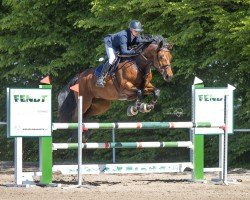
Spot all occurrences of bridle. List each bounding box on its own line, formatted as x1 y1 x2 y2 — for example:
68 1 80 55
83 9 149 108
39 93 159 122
157 48 172 74
139 47 172 75
118 43 172 76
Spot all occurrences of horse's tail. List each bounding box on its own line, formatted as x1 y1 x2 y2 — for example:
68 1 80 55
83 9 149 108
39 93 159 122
58 75 78 122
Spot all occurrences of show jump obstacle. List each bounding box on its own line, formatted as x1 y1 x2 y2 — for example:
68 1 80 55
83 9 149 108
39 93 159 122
6 77 235 187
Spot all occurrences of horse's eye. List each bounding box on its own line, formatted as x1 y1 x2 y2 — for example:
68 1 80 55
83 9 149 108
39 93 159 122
158 55 163 60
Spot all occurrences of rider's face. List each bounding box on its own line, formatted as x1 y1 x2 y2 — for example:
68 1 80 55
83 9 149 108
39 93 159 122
131 29 140 37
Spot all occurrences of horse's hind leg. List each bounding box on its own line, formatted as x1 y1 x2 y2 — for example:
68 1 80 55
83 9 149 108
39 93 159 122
85 99 111 117
67 95 94 143
69 97 111 142
81 99 111 142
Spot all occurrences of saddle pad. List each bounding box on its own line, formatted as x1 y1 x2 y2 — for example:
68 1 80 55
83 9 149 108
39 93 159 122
94 62 104 77
94 57 121 77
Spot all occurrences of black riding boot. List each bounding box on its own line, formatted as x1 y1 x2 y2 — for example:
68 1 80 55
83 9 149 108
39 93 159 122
96 61 111 87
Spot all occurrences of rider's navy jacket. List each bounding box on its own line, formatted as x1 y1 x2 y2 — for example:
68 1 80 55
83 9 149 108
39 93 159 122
104 29 140 55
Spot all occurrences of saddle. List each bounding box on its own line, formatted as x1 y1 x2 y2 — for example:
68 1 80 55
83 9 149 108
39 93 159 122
93 57 122 77
96 51 142 77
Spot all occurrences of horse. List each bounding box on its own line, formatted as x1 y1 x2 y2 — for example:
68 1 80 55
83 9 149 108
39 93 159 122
58 36 173 140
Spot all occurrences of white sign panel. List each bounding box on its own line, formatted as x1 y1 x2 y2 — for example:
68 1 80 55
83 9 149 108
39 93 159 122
194 87 234 134
7 88 52 137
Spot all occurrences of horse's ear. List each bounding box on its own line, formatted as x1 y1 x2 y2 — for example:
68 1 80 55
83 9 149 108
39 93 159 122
157 41 163 51
167 43 174 50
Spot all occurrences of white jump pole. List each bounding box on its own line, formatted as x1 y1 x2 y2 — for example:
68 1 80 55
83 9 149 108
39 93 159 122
223 95 229 184
218 94 229 184
77 96 83 186
14 137 23 186
112 128 116 163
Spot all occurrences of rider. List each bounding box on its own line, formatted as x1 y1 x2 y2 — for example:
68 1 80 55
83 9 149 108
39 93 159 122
96 20 143 87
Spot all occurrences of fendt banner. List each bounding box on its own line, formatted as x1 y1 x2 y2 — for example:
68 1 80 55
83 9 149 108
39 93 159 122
7 88 52 137
194 86 234 134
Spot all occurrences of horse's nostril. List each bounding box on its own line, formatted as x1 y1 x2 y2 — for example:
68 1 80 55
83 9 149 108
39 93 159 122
164 75 172 82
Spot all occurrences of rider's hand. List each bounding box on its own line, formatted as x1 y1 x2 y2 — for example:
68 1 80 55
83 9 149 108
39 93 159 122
135 49 142 54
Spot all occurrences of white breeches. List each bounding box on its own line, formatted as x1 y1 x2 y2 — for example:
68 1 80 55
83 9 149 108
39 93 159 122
105 46 116 65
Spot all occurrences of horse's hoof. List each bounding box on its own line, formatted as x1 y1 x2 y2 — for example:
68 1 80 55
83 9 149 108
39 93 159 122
139 103 151 113
127 106 138 116
84 130 93 142
67 137 73 143
82 137 87 143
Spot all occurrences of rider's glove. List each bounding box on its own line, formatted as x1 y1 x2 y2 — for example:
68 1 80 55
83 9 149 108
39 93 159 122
135 49 142 54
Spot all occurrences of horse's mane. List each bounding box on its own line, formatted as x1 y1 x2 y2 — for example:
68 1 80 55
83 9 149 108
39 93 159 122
141 34 168 45
136 34 169 52
120 35 170 60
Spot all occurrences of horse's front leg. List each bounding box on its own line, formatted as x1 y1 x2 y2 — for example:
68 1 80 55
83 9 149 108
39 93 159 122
124 82 143 116
140 83 160 113
134 89 143 108
148 87 160 110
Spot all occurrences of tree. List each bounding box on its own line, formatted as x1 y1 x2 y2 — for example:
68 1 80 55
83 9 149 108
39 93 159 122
0 0 249 167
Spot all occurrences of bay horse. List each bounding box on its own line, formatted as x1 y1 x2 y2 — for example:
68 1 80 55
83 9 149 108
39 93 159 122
58 36 173 126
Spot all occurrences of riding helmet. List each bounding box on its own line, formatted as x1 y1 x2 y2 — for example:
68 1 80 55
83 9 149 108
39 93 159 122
129 20 143 32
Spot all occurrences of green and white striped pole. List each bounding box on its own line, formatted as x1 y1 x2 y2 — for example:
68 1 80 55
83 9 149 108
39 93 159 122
52 141 193 150
52 121 224 130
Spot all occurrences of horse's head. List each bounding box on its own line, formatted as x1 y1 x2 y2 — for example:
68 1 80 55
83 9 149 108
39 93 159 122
154 41 173 82
140 37 173 82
